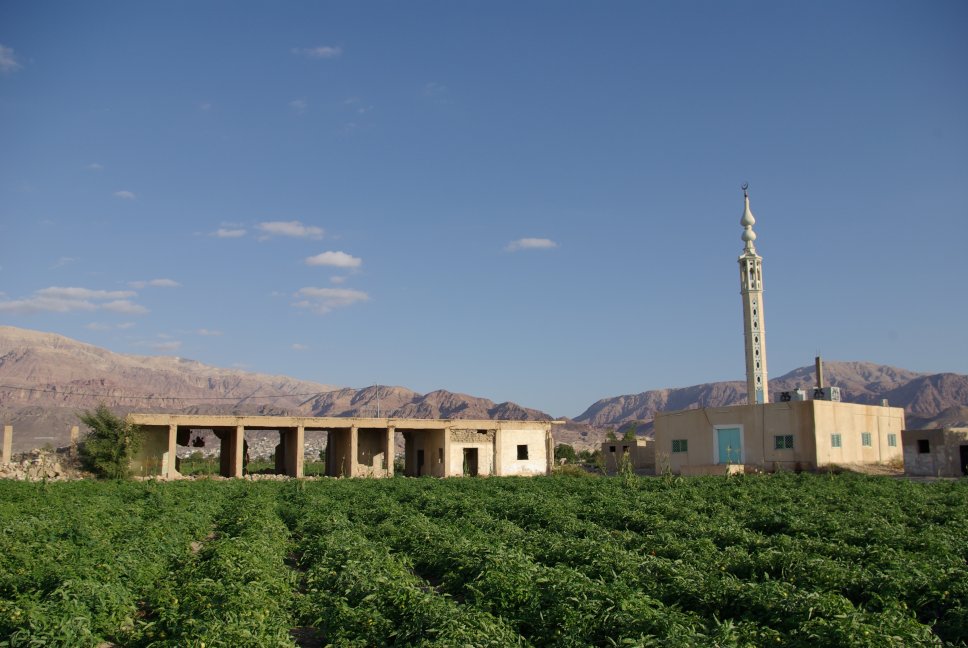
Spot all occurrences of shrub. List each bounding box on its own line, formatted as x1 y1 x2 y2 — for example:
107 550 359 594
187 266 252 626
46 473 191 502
77 404 142 479
554 443 577 464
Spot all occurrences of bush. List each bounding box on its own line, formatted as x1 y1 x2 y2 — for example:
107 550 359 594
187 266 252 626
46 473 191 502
554 443 577 464
77 404 142 479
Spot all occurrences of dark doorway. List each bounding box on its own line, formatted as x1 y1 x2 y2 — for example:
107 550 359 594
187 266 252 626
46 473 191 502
960 445 968 476
417 449 425 476
463 448 479 476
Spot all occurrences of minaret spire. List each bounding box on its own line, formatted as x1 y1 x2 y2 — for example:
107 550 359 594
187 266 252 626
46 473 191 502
738 184 768 404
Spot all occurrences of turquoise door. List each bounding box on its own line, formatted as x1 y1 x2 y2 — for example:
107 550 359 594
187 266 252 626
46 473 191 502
717 428 742 464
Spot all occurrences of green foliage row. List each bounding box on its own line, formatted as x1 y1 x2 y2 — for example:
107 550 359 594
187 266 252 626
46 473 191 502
0 473 965 646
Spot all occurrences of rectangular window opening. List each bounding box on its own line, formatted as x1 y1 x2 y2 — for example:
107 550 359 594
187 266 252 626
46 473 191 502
887 433 897 447
517 444 529 460
831 433 842 448
774 435 794 450
861 432 872 447
917 439 930 454
672 439 688 453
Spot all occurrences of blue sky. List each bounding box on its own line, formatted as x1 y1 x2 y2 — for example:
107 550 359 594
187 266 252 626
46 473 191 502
1 1 966 417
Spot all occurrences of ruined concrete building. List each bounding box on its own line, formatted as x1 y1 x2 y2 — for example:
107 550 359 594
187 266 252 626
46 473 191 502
127 414 557 479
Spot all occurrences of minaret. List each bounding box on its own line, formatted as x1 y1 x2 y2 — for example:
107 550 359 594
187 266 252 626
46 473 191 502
739 184 768 404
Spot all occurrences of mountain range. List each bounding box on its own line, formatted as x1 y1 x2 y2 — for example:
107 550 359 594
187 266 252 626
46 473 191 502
1 326 966 453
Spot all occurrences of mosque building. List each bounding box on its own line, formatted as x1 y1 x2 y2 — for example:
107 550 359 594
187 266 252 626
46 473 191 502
653 188 904 474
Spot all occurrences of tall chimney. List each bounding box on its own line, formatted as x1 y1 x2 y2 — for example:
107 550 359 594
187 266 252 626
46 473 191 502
815 356 825 390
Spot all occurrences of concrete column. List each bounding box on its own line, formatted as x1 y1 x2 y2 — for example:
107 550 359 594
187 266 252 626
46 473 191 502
232 425 245 478
386 426 395 477
494 428 504 476
167 424 178 478
546 429 554 475
443 427 452 477
2 425 11 464
291 426 304 477
70 425 79 445
349 425 358 478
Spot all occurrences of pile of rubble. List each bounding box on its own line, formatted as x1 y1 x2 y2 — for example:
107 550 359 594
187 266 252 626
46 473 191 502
0 447 90 481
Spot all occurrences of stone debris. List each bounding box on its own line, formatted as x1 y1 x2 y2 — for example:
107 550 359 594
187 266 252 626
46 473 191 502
0 447 90 481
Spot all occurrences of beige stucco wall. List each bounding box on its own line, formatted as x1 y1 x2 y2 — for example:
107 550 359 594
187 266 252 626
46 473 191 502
443 429 495 477
903 428 968 477
602 439 654 473
355 428 388 477
404 428 446 477
497 429 548 476
812 401 904 468
654 401 905 474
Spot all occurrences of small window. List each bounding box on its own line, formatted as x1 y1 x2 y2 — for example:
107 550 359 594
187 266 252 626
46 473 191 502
917 439 930 454
774 435 794 450
831 434 842 448
861 432 872 447
517 444 529 460
672 439 688 453
887 433 897 447
608 445 616 453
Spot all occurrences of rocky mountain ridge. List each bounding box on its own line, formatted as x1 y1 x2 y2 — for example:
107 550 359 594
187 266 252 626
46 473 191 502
574 361 968 430
0 326 552 452
2 326 966 453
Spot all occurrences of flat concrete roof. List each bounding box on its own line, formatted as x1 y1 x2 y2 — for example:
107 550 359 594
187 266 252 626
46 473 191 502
127 413 562 430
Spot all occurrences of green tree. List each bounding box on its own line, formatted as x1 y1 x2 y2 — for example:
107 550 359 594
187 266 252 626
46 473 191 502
622 423 638 441
554 443 577 464
605 429 618 441
77 404 143 479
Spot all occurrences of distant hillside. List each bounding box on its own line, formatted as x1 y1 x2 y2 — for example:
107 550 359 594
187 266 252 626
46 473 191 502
575 361 968 430
0 326 551 452
3 326 965 454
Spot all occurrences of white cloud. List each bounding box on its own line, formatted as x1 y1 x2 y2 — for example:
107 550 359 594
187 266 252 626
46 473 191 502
257 220 323 240
0 297 97 314
196 328 222 336
505 237 558 252
330 276 347 285
292 45 342 59
37 287 135 300
291 343 308 351
0 286 145 315
294 287 369 314
305 251 361 268
129 278 180 289
213 227 247 238
87 163 103 171
114 190 136 200
0 44 21 75
289 99 308 114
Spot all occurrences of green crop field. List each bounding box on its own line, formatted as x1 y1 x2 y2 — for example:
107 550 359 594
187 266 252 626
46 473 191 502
1 473 966 647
